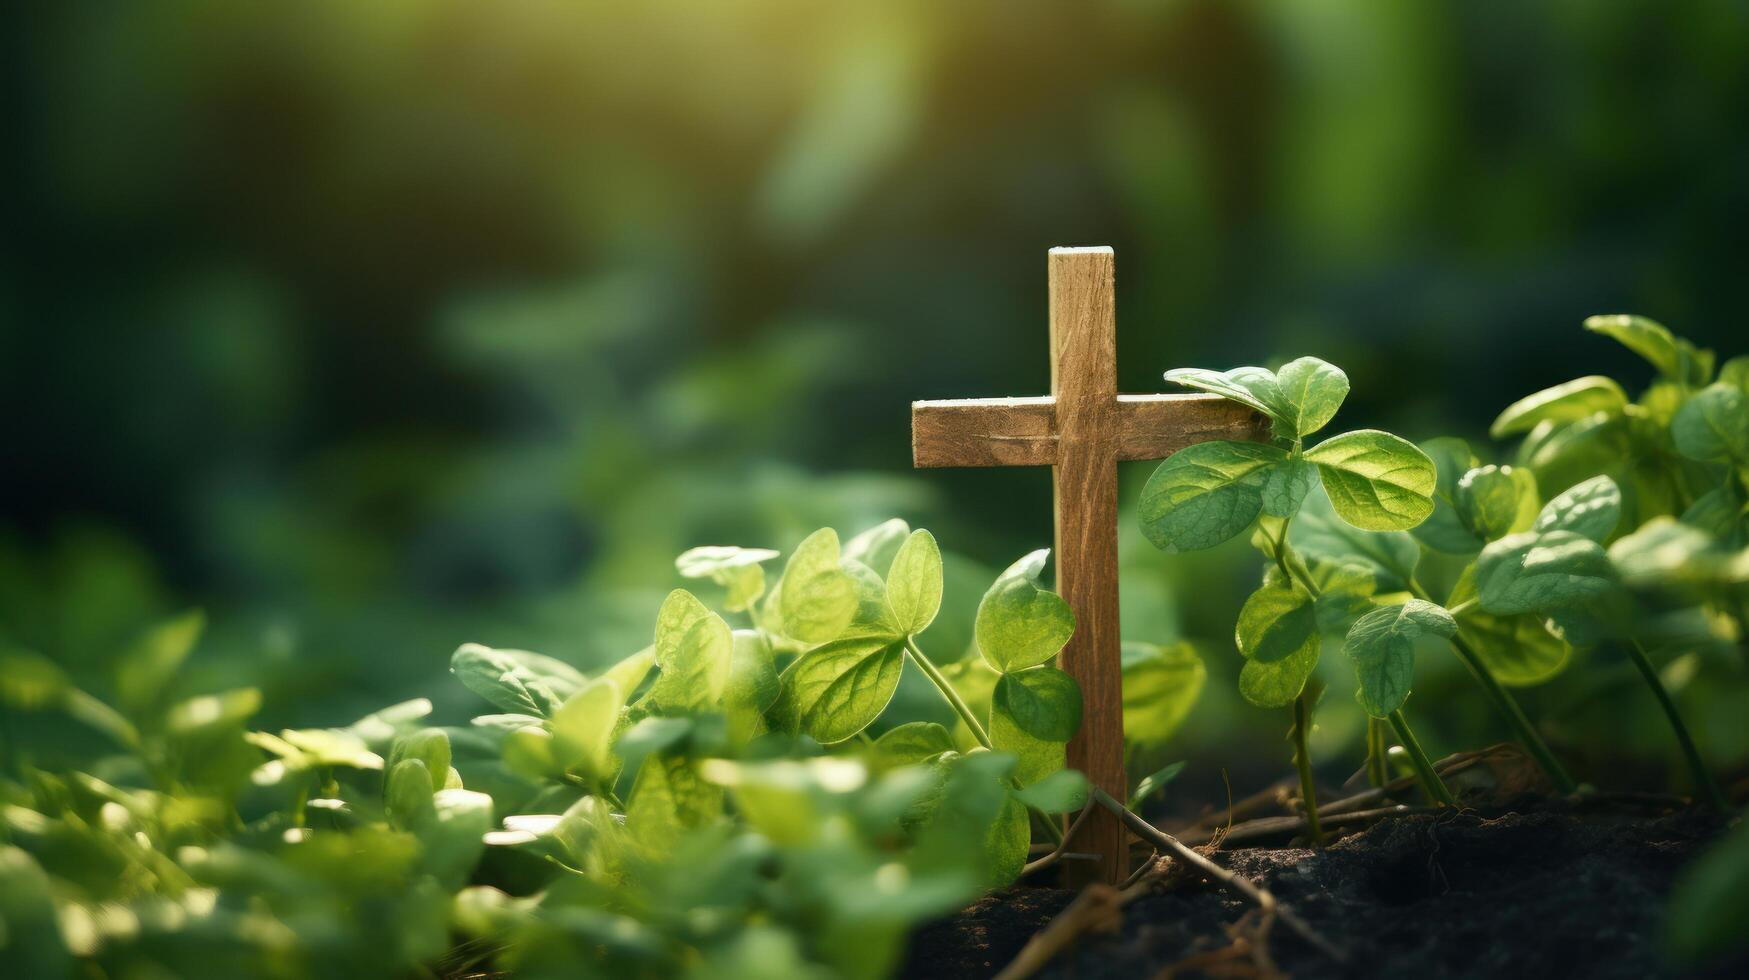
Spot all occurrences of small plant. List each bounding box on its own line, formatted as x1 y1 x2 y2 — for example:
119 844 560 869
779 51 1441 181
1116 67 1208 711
1137 357 1459 836
1480 314 1746 809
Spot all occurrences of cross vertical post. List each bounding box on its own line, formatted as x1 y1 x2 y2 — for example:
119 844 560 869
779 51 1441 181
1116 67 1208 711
909 246 1268 885
1046 247 1127 885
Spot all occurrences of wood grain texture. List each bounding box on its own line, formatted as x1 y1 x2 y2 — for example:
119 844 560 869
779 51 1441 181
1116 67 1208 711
911 393 1266 468
907 246 1268 885
1045 246 1128 887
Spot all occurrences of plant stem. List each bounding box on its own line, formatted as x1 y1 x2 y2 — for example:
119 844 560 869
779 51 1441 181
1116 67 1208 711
1292 690 1324 845
1625 640 1727 811
905 636 1063 844
1386 710 1457 806
903 637 992 749
1365 717 1389 788
1444 636 1577 793
1405 576 1576 794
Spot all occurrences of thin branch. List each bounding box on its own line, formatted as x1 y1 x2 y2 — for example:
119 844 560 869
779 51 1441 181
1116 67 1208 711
1020 802 1097 876
1092 790 1346 964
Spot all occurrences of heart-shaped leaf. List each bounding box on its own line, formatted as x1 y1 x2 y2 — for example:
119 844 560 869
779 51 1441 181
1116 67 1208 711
1139 441 1287 552
1342 600 1455 718
975 551 1075 673
886 529 944 636
1234 585 1320 708
1474 530 1617 615
1304 430 1436 531
1533 475 1622 543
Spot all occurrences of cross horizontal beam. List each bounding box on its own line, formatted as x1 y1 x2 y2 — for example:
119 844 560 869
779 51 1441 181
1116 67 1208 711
911 392 1267 468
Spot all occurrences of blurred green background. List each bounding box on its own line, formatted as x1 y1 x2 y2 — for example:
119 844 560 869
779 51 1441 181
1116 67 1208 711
7 0 1748 801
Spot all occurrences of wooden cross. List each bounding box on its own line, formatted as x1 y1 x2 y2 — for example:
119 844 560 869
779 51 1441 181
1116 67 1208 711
911 246 1267 884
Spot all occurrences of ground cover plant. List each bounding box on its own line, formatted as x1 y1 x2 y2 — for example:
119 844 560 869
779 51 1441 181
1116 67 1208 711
3 316 1746 978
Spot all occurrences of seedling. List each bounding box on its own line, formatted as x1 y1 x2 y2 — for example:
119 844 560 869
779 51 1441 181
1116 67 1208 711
1137 355 1461 829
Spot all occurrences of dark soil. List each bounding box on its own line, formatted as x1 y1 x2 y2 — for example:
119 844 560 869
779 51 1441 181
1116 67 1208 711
904 799 1744 979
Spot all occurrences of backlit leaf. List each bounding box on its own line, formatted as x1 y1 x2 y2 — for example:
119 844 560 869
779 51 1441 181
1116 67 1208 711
1411 437 1483 554
1261 458 1316 518
775 636 904 744
649 592 734 713
1273 356 1349 438
974 550 1075 673
991 666 1082 743
886 529 944 635
1290 489 1421 591
1304 430 1436 531
1164 365 1285 432
549 677 624 783
778 528 859 643
1584 314 1712 385
1234 585 1320 707
1489 375 1628 438
1448 567 1571 686
1012 768 1089 813
869 722 955 771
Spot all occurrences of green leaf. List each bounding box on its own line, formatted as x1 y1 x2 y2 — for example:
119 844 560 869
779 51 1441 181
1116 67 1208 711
1474 530 1617 615
116 609 204 714
1261 458 1316 518
649 591 734 713
1447 567 1571 686
417 788 494 889
1234 585 1320 707
1138 441 1286 552
1120 642 1205 747
1672 382 1749 463
775 636 905 744
1012 768 1090 813
1163 366 1286 432
1719 355 1749 393
1342 600 1454 718
778 528 859 643
0 651 69 709
626 756 723 858
1129 760 1186 809
1412 437 1484 554
1456 465 1538 541
974 550 1075 672
1273 356 1349 438
869 722 956 771
601 647 656 701
388 728 452 786
843 518 912 572
386 758 436 827
886 529 944 635
450 644 580 716
676 546 779 612
1289 489 1421 591
1533 475 1622 543
549 677 624 782
1583 314 1712 384
0 848 72 977
1489 376 1628 438
992 667 1082 742
1304 430 1437 531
